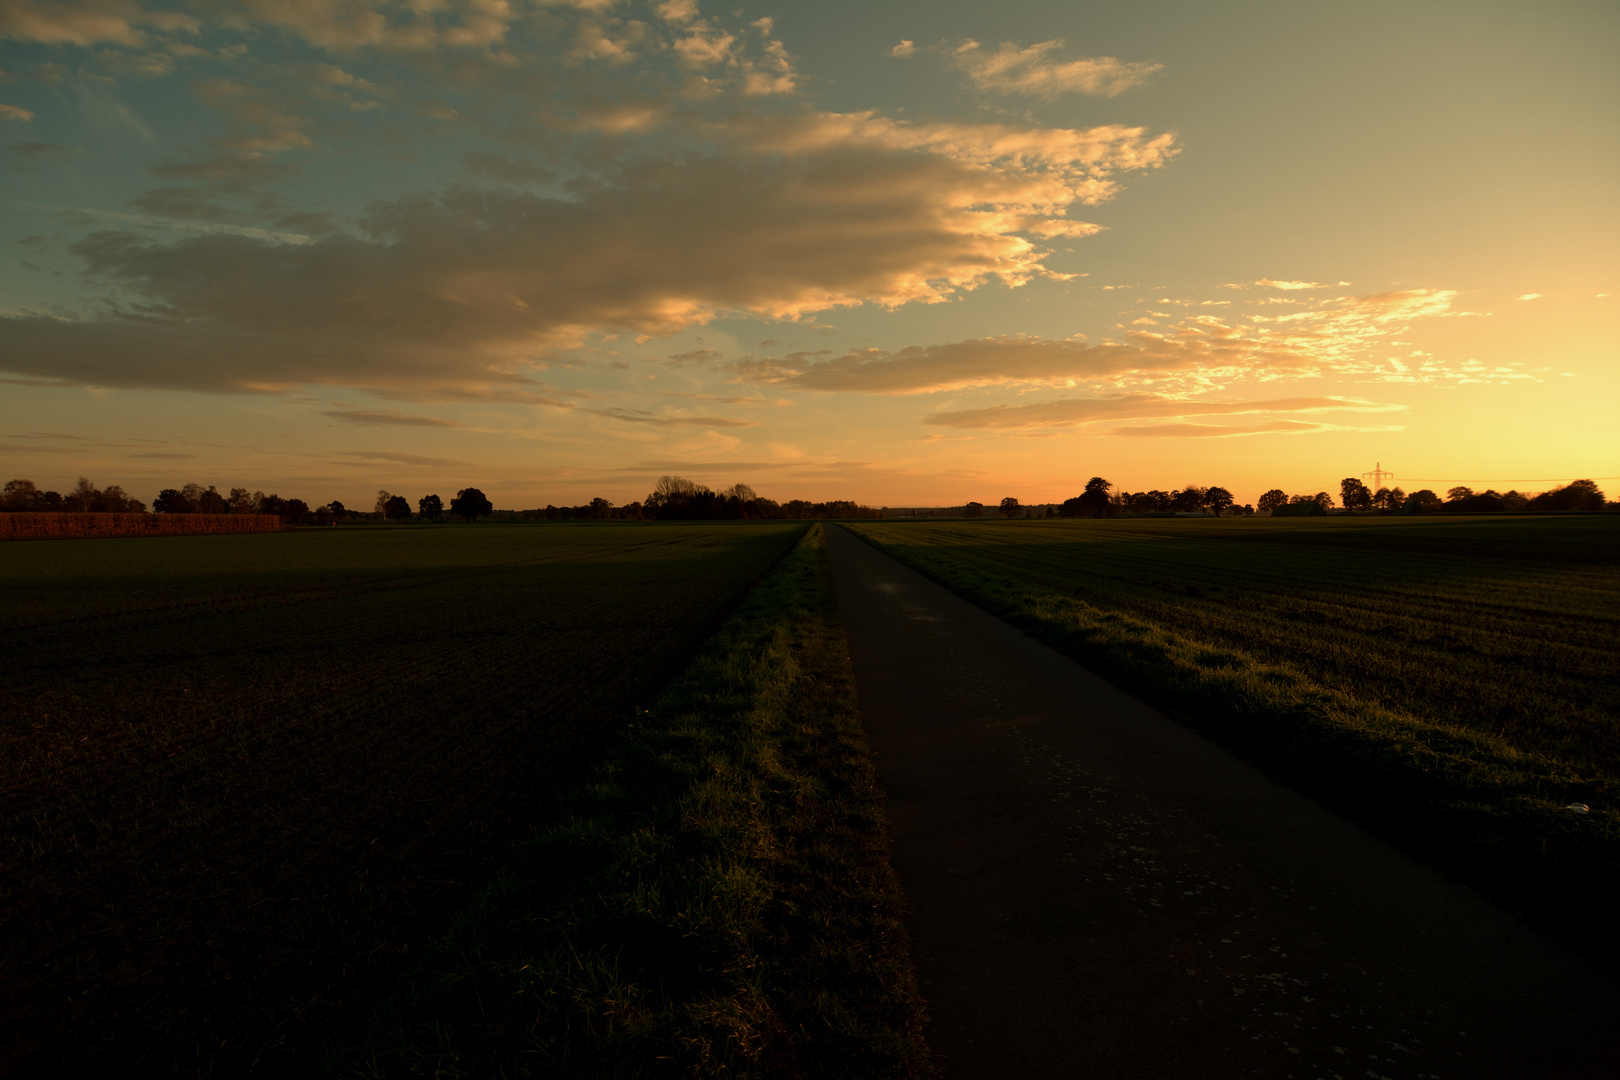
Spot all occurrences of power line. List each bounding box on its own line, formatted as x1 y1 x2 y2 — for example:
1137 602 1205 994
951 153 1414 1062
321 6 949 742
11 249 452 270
1399 475 1620 483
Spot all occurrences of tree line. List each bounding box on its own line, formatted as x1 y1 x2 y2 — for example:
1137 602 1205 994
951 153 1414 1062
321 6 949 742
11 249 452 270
10 472 1601 528
0 479 499 524
1007 475 1609 520
1261 477 1610 515
3 478 146 513
1 476 883 525
499 477 884 522
985 478 1250 519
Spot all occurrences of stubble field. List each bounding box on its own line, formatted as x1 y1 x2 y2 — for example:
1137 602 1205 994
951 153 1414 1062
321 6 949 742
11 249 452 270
0 522 803 1075
844 515 1620 967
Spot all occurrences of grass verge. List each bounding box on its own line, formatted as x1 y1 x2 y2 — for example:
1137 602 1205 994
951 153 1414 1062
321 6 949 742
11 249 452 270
843 520 1619 970
336 524 933 1078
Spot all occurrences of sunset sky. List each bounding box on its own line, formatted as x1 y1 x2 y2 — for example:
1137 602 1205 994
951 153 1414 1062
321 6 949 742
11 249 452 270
2 0 1616 509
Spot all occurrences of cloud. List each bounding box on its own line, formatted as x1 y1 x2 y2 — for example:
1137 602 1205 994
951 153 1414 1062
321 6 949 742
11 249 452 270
1108 419 1402 438
735 337 1211 394
1518 292 1543 300
334 449 473 467
21 202 312 242
1255 278 1337 290
732 288 1476 396
0 103 34 121
580 406 757 428
948 39 1161 99
321 408 463 427
0 107 1173 395
924 394 1401 430
891 40 915 58
224 0 515 52
0 1 195 47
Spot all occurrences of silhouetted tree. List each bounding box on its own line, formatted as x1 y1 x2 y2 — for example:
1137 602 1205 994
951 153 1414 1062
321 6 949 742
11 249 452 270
963 501 984 518
1077 476 1113 517
1171 487 1206 513
1122 489 1173 513
419 494 443 521
1530 479 1605 512
1444 486 1511 512
1340 478 1372 511
1402 489 1442 513
1371 487 1405 512
327 500 347 522
450 487 492 521
374 490 393 518
66 477 98 513
384 495 412 522
3 479 41 510
999 496 1021 518
1257 489 1287 514
191 485 228 514
1204 486 1234 516
153 488 193 514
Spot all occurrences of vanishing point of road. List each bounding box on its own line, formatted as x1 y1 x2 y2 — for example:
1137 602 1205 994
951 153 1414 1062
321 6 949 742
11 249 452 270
826 525 1620 1080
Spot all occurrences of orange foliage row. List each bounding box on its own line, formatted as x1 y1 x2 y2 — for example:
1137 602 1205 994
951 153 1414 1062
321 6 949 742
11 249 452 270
0 513 284 540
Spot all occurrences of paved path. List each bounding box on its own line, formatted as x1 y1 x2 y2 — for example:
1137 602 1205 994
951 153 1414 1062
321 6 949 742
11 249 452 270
826 526 1620 1080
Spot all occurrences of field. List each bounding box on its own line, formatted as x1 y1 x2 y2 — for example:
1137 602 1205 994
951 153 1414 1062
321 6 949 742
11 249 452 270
341 525 933 1078
844 515 1620 966
0 522 804 1074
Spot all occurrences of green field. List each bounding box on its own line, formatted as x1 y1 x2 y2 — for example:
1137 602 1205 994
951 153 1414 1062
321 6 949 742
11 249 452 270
844 515 1620 964
1 523 805 1073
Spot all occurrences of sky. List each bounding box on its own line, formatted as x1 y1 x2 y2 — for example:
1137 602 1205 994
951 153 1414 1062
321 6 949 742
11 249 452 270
1 0 1616 510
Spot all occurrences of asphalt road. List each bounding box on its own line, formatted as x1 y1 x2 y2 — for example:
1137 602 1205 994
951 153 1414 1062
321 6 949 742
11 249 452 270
826 524 1620 1080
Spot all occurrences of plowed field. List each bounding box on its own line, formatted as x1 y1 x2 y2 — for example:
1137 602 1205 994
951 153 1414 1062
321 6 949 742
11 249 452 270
0 522 802 1074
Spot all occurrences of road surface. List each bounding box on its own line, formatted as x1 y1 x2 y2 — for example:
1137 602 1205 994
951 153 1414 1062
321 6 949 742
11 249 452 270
827 524 1619 1080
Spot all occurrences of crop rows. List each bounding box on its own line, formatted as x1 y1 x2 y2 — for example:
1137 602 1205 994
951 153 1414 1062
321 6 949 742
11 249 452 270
0 523 803 1075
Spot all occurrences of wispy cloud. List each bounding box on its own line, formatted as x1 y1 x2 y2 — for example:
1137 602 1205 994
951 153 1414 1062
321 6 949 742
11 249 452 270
924 394 1402 430
22 202 312 243
321 408 462 428
732 288 1480 396
334 450 472 468
1254 278 1346 290
946 39 1161 98
1109 419 1403 438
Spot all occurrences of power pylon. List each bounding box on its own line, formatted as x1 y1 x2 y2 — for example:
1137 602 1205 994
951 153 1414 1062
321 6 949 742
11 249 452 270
1362 462 1395 491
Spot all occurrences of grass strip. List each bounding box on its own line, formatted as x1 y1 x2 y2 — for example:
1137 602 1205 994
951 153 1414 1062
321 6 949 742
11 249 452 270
843 523 1619 968
336 524 934 1078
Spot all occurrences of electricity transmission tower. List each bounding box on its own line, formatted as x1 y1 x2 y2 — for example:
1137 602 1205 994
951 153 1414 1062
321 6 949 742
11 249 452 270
1362 462 1395 491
